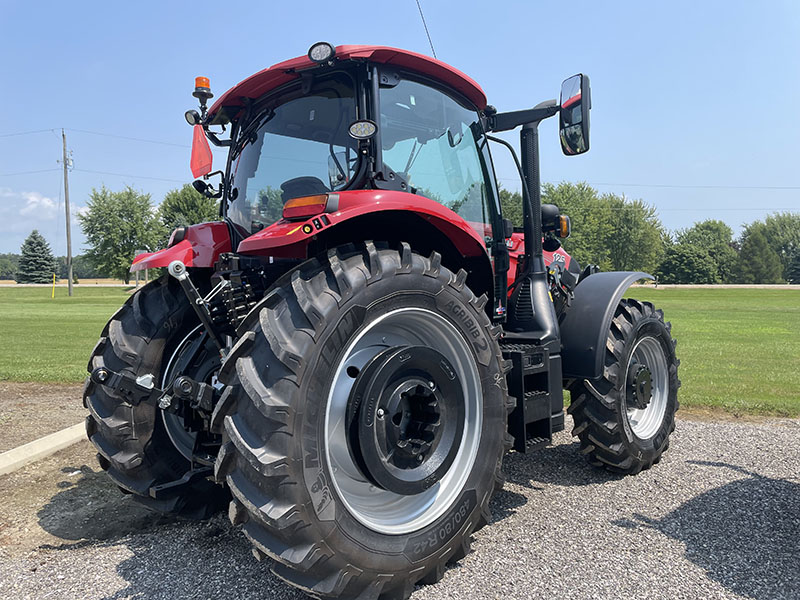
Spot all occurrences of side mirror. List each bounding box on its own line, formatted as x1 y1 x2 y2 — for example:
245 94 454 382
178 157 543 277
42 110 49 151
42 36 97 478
559 74 591 156
327 151 348 189
502 218 514 239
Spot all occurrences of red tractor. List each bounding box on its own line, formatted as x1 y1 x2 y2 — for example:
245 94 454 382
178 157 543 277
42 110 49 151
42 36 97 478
84 43 679 599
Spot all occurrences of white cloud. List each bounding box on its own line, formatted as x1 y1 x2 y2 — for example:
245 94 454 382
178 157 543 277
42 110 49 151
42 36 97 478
0 187 76 253
72 204 89 218
19 191 58 218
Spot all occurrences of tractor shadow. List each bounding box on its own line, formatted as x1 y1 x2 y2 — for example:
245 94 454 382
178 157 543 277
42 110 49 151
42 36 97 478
613 461 800 600
96 515 306 600
35 465 305 599
503 437 620 489
36 464 178 549
35 463 527 599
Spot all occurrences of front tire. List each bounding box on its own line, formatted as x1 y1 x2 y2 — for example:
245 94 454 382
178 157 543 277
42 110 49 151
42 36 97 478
215 243 511 599
567 298 679 474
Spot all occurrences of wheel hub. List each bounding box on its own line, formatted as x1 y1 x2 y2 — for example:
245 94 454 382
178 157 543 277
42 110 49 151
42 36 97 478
627 362 653 410
347 346 465 495
379 380 441 467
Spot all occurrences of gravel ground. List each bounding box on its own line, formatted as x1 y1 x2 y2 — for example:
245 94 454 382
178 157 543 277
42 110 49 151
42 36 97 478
0 383 86 452
1 415 798 600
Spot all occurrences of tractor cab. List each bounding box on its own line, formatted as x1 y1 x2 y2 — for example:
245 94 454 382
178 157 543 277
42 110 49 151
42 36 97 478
195 45 503 261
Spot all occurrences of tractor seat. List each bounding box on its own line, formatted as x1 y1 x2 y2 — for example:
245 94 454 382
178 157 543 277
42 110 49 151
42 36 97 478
280 176 329 203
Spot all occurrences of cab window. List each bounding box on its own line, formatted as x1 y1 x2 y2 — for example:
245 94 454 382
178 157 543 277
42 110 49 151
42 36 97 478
380 79 493 238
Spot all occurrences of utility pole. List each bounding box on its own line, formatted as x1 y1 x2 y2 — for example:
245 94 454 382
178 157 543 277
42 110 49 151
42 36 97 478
61 129 73 297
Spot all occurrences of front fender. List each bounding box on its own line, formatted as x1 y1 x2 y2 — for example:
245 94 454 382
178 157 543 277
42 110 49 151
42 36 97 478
131 221 232 272
236 190 488 260
560 271 653 380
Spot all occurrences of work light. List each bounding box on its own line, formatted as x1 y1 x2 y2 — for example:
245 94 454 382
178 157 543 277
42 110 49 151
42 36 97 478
308 42 335 63
348 120 377 140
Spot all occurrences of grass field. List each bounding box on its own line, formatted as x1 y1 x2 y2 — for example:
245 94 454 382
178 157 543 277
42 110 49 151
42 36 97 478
625 288 800 417
0 285 797 416
0 287 131 382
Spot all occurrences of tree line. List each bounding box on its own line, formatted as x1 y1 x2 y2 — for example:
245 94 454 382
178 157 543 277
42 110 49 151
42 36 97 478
0 249 104 281
9 181 799 284
500 182 800 284
6 184 218 284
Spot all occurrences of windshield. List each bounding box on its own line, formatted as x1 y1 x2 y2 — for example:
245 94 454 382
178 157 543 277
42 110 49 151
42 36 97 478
380 78 493 238
228 73 358 234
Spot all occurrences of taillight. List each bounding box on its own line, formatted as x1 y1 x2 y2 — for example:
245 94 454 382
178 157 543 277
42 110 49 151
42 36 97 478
283 194 330 220
557 215 571 238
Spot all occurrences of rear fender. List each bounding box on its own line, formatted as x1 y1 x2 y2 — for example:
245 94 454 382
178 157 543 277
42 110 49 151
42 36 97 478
560 271 653 380
131 221 232 272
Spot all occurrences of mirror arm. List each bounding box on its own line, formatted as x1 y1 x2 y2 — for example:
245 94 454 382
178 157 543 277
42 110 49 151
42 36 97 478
203 125 232 147
487 100 559 132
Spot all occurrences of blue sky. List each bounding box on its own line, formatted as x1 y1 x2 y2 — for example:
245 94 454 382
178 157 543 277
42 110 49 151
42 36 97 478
1 0 798 255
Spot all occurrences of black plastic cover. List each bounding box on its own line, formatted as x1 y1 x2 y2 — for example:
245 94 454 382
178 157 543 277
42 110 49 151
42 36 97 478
560 271 653 379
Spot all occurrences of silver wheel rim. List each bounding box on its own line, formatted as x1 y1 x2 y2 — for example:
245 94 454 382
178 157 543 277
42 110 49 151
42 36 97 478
624 336 668 440
161 325 220 461
325 307 482 535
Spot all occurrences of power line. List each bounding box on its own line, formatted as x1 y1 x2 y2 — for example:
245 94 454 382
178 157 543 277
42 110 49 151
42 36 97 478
496 176 800 191
591 182 800 191
0 168 61 177
561 207 799 212
67 128 189 148
0 129 56 138
415 0 437 58
72 168 185 183
0 127 188 148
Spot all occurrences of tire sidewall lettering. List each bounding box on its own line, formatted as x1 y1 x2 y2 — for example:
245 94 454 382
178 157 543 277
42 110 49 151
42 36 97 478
302 304 366 522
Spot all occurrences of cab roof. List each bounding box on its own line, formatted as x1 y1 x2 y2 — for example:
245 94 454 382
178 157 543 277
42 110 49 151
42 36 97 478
207 45 487 121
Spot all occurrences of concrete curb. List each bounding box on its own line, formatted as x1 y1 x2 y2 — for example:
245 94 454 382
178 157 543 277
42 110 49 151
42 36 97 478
0 422 86 476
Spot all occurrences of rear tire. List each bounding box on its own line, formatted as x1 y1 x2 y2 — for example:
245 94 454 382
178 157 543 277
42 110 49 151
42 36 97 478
83 276 228 518
567 298 679 474
215 242 512 599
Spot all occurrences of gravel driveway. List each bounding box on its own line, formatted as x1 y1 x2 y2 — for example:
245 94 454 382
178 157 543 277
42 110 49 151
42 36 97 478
1 415 798 600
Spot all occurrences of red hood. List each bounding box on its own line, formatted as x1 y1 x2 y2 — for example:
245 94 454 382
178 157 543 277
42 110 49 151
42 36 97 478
207 45 487 121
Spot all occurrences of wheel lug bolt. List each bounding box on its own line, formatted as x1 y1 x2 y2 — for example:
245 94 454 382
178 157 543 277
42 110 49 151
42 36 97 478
428 381 436 390
376 408 385 419
417 454 424 462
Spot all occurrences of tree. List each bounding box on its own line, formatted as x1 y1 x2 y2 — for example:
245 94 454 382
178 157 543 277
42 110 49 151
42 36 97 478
541 182 666 272
78 186 161 284
655 244 718 284
57 255 101 282
742 212 800 280
157 184 219 243
735 225 783 284
676 220 738 283
542 181 613 270
0 253 19 280
603 194 667 272
255 187 285 227
498 185 523 228
16 230 58 283
787 252 800 284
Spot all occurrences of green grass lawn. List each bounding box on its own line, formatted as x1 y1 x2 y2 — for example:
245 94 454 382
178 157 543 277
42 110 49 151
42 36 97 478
625 288 800 417
0 287 131 383
0 285 797 417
